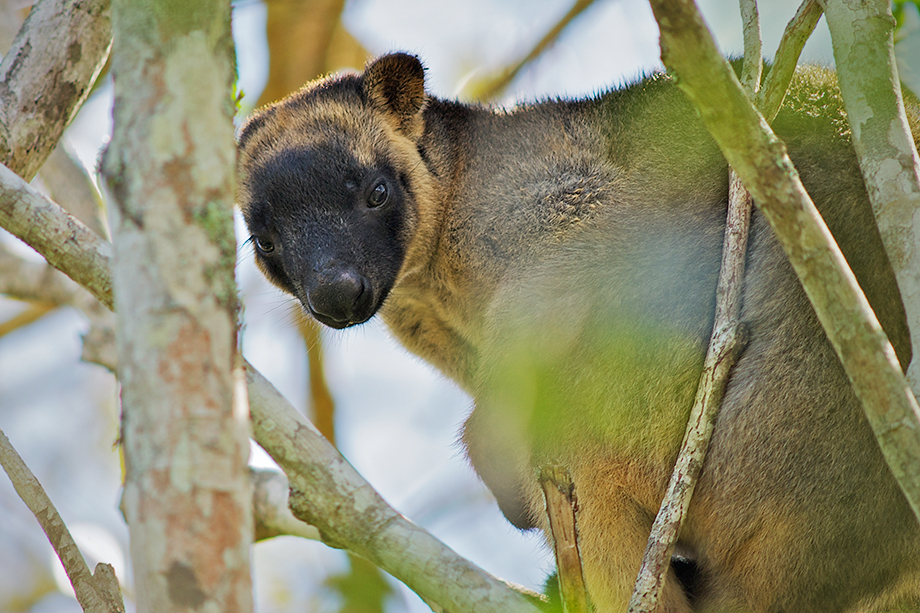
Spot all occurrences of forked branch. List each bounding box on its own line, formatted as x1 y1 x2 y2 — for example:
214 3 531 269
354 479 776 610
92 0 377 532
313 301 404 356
757 0 823 122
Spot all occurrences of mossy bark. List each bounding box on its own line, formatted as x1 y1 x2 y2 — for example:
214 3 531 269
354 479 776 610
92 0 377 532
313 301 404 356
102 2 252 611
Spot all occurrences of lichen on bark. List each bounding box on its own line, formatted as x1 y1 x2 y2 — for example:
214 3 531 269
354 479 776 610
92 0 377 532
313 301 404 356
103 1 252 610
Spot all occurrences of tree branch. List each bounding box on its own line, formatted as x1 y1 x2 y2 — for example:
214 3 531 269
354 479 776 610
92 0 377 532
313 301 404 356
647 0 920 524
628 6 766 608
102 1 253 609
0 427 124 613
0 0 111 182
540 466 590 613
739 0 762 93
251 467 321 542
39 143 109 240
0 243 116 370
0 163 113 310
756 0 823 122
823 0 920 394
0 243 93 305
472 0 600 100
629 178 751 612
631 343 746 611
247 364 543 613
0 303 53 337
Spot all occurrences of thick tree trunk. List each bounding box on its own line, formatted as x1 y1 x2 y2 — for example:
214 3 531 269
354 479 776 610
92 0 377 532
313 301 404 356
102 2 252 611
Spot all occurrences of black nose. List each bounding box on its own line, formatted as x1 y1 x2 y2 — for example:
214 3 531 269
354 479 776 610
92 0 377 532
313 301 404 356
307 265 373 328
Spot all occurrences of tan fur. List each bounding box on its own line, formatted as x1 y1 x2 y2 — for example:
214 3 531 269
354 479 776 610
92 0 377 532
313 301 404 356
237 54 920 611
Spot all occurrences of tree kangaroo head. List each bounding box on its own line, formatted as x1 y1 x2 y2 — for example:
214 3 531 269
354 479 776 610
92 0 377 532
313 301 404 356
237 53 430 328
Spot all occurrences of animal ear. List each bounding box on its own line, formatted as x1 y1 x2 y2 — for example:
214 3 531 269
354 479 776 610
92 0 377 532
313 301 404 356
362 53 427 136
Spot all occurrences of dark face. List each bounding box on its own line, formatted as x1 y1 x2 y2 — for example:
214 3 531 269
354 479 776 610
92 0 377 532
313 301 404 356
241 144 409 329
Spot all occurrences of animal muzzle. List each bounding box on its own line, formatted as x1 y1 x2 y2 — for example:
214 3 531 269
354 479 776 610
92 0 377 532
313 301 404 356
306 264 375 329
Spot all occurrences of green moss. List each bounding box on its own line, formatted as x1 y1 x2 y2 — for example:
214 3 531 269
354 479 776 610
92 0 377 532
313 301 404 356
152 1 223 38
194 198 238 313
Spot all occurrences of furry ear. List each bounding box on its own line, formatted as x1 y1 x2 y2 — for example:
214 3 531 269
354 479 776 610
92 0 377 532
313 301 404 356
362 53 427 136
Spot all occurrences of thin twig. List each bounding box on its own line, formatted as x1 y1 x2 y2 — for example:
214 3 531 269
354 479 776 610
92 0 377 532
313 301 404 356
0 427 124 613
739 0 763 93
757 0 824 121
474 0 599 100
629 3 764 609
0 303 54 337
540 466 591 613
628 176 750 613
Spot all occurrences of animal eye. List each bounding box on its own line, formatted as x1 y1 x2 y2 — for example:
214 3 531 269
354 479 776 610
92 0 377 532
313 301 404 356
367 181 389 208
254 236 275 255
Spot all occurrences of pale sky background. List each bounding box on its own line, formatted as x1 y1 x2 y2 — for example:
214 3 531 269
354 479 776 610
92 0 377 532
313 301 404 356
2 0 912 611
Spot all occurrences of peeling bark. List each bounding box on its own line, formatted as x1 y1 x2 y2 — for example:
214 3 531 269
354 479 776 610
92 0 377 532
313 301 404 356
102 2 252 611
824 0 920 394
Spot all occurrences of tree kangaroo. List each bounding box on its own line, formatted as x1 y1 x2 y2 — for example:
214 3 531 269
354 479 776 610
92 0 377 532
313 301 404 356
237 52 920 612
